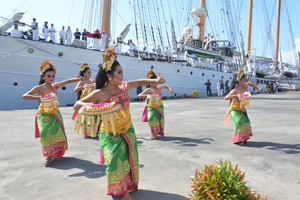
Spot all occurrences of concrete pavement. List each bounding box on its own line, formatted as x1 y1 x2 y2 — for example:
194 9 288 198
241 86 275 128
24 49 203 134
0 92 299 200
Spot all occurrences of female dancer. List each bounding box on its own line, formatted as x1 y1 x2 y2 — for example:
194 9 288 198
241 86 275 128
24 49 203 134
138 69 174 139
73 62 95 138
224 69 262 145
22 59 83 166
73 47 166 200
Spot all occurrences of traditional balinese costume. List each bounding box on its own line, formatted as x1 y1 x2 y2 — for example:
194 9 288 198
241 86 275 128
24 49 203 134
35 59 68 157
72 62 96 137
141 70 165 137
76 47 139 196
223 69 253 143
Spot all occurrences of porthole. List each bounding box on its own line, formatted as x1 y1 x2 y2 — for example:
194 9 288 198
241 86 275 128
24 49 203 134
202 73 204 76
230 77 232 80
13 82 18 86
222 76 224 79
212 74 214 78
28 48 34 53
62 86 66 90
261 80 263 84
190 71 193 75
177 69 180 73
58 52 63 57
151 66 154 69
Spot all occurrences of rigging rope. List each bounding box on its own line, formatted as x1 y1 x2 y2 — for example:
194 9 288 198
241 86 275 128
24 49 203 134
67 0 75 27
24 0 39 13
7 0 29 18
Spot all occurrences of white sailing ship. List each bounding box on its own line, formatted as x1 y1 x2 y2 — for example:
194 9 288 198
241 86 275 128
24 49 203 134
0 0 299 110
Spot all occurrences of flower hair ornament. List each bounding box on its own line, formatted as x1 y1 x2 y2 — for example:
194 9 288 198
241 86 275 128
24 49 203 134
39 58 56 75
80 62 89 71
236 68 244 81
145 69 156 79
102 47 117 72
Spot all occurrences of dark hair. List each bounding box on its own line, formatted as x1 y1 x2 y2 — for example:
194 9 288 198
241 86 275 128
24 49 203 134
95 60 120 89
230 73 245 91
146 74 158 88
39 67 56 85
77 67 90 100
229 73 245 104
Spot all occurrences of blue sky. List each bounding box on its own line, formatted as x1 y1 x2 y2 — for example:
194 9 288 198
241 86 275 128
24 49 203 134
1 0 299 65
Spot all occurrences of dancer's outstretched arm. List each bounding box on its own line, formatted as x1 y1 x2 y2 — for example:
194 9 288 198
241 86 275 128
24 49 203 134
127 73 166 90
159 85 174 93
246 82 262 91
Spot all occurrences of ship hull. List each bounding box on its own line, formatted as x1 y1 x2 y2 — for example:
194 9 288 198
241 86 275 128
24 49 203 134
0 36 270 110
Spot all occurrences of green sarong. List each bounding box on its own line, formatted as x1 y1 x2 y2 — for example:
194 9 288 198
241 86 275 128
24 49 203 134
99 124 139 196
228 107 253 143
36 110 68 157
147 103 164 137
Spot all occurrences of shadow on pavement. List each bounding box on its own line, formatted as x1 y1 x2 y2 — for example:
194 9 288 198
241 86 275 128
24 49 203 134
245 141 300 154
157 136 214 146
111 189 187 200
49 157 107 178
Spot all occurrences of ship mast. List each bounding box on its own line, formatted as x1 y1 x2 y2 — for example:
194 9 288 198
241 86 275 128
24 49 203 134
246 0 253 55
191 0 207 41
274 0 281 69
101 0 111 38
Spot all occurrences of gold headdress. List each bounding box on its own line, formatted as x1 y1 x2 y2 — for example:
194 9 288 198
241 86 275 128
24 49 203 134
80 62 89 71
39 59 56 75
236 68 244 81
145 69 156 79
102 47 117 72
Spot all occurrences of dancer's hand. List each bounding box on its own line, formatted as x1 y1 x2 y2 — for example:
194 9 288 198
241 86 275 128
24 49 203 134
237 94 242 99
76 75 84 81
258 85 262 91
156 72 166 84
170 87 174 93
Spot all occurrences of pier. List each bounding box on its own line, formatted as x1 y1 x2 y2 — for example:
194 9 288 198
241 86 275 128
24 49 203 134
1 92 299 199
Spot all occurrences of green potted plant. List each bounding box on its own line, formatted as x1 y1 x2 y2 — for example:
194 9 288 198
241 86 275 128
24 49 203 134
188 159 269 200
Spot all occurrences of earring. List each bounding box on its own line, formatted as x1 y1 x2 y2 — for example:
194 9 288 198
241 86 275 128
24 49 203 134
109 77 112 81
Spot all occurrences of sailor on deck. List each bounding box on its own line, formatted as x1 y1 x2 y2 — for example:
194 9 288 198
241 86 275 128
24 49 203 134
59 26 65 44
31 18 39 41
223 60 229 72
66 26 72 46
42 21 49 41
142 47 147 58
164 47 170 61
117 37 123 54
157 45 162 59
190 52 197 63
92 29 100 49
101 31 108 51
49 23 56 43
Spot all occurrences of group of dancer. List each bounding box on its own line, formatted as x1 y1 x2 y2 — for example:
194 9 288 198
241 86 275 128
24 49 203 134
22 47 261 200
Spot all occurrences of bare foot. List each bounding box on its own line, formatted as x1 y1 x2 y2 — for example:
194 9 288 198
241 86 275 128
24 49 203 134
150 134 156 140
44 155 54 166
237 141 245 146
121 192 131 200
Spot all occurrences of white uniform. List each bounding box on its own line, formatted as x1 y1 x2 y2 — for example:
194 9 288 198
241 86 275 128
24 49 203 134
223 61 229 72
101 34 107 51
217 82 222 96
66 29 73 46
42 25 49 41
218 60 223 71
92 38 100 49
49 27 56 42
129 42 134 56
59 29 66 44
31 22 39 41
118 39 123 54
191 53 196 63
